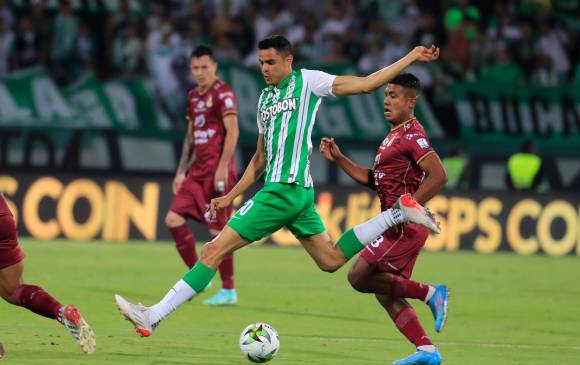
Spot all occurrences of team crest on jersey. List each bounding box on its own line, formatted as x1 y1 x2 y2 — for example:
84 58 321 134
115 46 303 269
260 97 298 120
381 134 397 148
195 100 205 112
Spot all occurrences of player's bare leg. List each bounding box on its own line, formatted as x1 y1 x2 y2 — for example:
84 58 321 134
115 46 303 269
0 261 96 354
299 231 348 272
115 226 248 337
203 228 237 306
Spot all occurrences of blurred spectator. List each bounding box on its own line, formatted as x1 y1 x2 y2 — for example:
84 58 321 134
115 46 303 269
442 146 469 190
76 23 95 72
0 17 13 75
479 46 524 84
512 21 536 78
51 0 79 83
358 36 386 73
506 141 545 191
0 0 14 30
536 19 570 80
12 17 42 69
530 54 559 86
112 23 144 75
213 35 241 61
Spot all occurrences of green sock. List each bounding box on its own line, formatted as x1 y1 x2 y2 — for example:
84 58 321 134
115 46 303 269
337 228 365 260
182 262 216 293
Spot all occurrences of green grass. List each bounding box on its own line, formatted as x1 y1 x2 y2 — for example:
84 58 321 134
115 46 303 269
1 239 579 365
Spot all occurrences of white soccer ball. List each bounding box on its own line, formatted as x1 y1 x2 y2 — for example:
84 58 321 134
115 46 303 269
239 323 280 363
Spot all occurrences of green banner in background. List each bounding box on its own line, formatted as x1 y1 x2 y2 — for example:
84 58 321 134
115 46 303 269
0 65 443 143
451 81 580 144
0 68 172 132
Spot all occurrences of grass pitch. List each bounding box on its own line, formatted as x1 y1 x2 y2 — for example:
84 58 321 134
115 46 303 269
0 239 579 364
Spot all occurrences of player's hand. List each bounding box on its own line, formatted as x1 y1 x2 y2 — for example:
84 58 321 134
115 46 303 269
210 195 233 219
411 45 440 62
319 137 342 161
172 173 186 195
214 166 228 193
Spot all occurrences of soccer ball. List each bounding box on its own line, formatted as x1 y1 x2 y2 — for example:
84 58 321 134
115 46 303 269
239 323 280 363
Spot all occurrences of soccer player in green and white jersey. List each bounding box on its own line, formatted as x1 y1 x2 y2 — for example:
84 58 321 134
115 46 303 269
114 35 441 337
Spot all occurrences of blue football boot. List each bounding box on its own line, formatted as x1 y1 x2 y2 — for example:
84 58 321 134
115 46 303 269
392 349 442 365
202 288 238 306
427 285 449 333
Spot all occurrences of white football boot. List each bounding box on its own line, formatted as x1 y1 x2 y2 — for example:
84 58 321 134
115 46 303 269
114 294 157 337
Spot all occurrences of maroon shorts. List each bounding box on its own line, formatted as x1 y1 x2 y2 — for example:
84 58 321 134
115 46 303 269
359 224 429 279
169 177 236 231
0 213 25 270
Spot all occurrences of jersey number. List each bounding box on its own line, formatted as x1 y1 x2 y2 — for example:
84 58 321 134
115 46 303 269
238 200 255 216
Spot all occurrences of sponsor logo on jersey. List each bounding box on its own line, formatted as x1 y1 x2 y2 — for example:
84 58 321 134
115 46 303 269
416 138 430 149
260 97 298 120
194 128 216 144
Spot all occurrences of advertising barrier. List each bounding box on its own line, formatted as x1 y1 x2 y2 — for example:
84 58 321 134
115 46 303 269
2 173 579 256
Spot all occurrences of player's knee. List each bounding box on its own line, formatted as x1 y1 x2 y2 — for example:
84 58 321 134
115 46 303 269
347 270 366 292
318 259 342 273
165 211 185 227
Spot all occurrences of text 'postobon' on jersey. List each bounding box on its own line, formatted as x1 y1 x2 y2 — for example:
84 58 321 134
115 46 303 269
257 69 336 187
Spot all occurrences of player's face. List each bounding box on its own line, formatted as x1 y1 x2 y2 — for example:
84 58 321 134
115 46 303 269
383 84 416 124
258 48 293 85
190 55 217 89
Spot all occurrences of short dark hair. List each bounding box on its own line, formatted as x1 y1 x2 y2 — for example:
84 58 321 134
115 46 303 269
190 45 215 60
390 73 421 95
258 35 293 56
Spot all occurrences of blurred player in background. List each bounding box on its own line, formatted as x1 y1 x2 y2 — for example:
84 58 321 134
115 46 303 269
115 35 441 338
0 194 96 354
165 45 239 306
320 73 449 365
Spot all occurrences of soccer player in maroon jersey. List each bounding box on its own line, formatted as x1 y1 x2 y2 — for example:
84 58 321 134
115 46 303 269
320 73 449 365
0 194 96 354
165 45 240 305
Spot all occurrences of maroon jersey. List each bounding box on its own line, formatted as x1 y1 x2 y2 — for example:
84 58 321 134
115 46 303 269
0 194 11 216
370 119 434 210
186 79 238 180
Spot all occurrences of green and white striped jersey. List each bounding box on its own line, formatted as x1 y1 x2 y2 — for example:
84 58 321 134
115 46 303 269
257 68 335 187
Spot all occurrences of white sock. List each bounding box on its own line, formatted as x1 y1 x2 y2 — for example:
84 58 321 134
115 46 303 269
424 286 436 302
352 208 406 245
417 345 437 353
149 280 196 324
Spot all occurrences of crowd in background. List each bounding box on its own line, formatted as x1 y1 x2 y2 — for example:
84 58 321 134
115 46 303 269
0 0 579 118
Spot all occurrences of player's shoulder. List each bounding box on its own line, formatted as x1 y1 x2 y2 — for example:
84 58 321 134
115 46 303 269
401 119 428 138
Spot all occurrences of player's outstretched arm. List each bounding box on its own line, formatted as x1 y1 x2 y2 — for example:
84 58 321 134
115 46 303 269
415 152 448 204
173 118 195 194
319 137 371 186
331 45 440 96
211 134 265 212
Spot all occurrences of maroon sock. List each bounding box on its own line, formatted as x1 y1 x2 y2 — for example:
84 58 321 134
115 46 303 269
390 275 430 300
170 224 198 268
218 254 234 289
12 284 62 320
394 305 433 348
